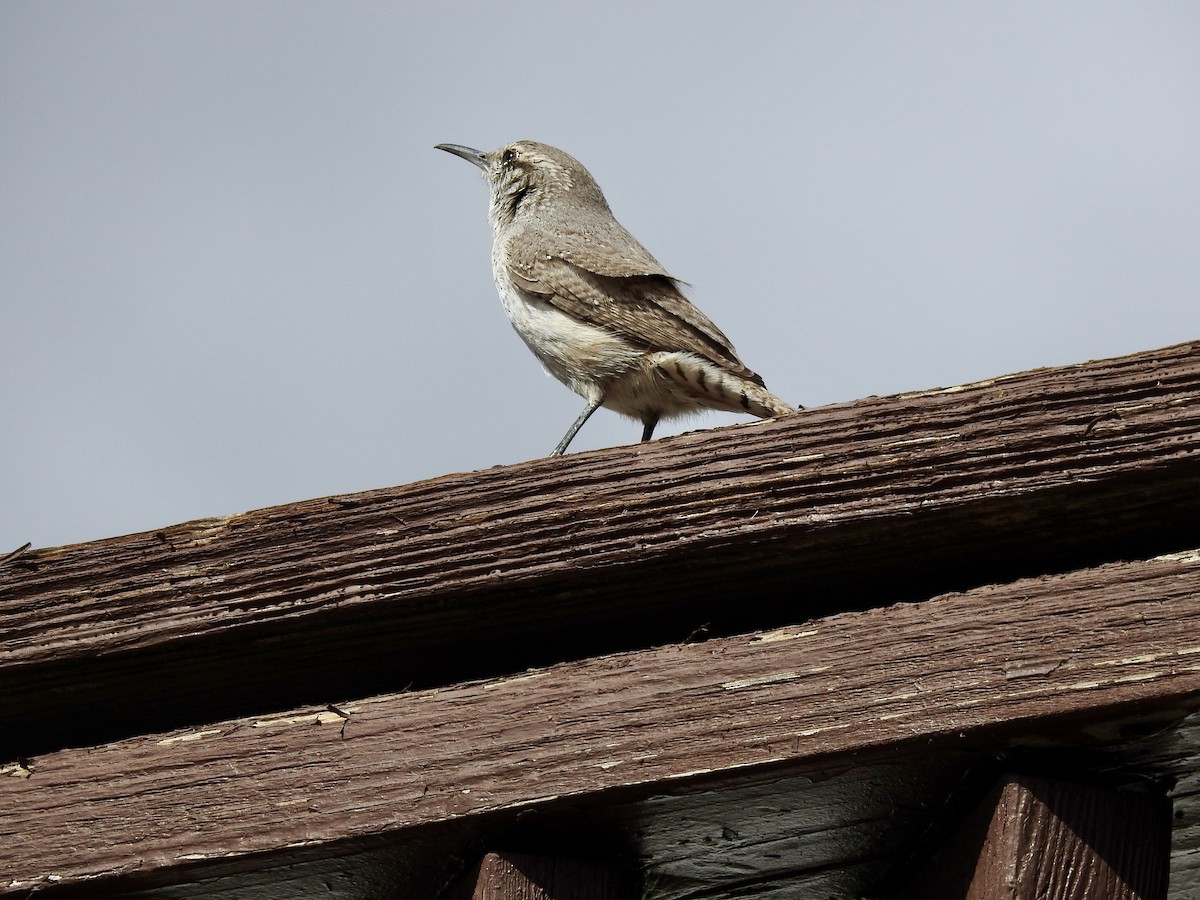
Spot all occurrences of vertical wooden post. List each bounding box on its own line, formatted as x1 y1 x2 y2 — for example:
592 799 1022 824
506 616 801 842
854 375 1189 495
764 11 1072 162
907 774 1170 900
466 852 631 900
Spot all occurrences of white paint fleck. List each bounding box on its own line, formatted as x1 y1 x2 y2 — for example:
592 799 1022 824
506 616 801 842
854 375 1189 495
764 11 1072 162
509 794 562 807
178 515 239 547
754 627 819 644
928 384 974 394
871 691 922 705
157 728 223 746
881 433 961 450
1152 549 1200 564
1059 680 1104 692
796 722 852 737
1093 654 1160 667
722 671 802 690
1113 672 1161 684
485 671 549 690
782 453 826 463
251 711 347 729
671 767 719 779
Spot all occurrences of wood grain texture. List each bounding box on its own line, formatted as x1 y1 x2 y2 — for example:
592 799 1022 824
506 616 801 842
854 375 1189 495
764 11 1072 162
966 777 1169 900
3 551 1199 895
2 342 1199 759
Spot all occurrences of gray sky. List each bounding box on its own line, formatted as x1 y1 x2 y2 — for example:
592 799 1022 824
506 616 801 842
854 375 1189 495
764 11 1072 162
3 2 1199 551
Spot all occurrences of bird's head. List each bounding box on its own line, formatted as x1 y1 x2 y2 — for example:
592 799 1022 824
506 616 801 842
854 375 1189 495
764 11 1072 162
435 140 610 229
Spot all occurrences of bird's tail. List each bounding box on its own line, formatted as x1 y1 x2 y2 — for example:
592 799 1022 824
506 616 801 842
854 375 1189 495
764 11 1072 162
653 351 797 420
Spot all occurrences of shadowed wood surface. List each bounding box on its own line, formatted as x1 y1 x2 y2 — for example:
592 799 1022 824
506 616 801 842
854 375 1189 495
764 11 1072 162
3 551 1198 896
2 341 1199 760
906 775 1171 900
461 853 632 900
962 777 1170 900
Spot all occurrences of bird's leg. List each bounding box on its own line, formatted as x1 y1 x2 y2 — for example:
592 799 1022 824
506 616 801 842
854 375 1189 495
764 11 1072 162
640 416 659 443
551 398 604 456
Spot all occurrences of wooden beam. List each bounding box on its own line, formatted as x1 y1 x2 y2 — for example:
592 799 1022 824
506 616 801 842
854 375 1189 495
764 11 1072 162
7 340 1198 667
461 853 631 900
3 551 1198 895
910 775 1170 899
2 342 1199 759
970 777 1170 900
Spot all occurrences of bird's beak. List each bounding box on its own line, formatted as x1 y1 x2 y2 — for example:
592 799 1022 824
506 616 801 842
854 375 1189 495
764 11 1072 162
435 143 487 170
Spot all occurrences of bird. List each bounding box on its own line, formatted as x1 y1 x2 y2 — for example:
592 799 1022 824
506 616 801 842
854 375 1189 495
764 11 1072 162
435 140 796 456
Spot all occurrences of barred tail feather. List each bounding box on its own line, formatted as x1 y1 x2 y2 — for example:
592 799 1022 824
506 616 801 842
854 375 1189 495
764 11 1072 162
651 351 796 421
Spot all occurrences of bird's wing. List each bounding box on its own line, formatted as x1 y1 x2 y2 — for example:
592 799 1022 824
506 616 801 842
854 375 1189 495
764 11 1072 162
505 230 763 384
550 215 673 280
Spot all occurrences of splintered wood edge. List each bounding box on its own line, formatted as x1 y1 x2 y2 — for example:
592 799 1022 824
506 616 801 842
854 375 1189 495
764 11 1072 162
3 550 1199 894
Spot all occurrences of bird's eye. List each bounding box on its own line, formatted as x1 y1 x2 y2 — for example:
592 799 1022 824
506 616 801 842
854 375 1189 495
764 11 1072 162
502 148 517 163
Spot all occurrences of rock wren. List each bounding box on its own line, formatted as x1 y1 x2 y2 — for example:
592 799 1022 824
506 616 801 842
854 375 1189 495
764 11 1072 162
435 140 796 455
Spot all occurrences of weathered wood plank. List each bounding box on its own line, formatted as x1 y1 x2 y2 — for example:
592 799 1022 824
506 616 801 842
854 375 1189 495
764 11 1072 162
47 721 1198 899
1 342 1198 759
4 341 1198 666
3 551 1198 895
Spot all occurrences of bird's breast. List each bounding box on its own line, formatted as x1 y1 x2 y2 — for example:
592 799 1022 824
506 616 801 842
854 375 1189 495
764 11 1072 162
490 246 641 401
